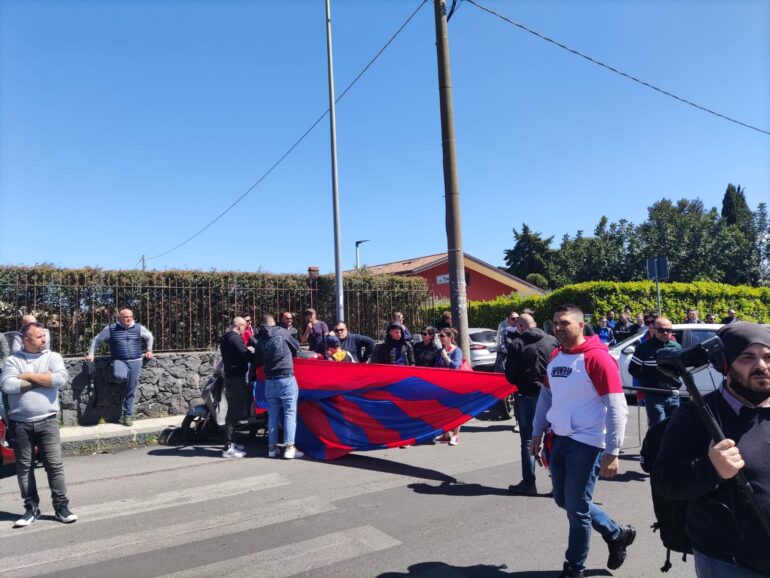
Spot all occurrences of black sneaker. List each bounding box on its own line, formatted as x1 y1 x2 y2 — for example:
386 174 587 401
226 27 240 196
55 506 78 524
508 481 538 496
558 563 584 578
606 524 636 570
14 506 40 528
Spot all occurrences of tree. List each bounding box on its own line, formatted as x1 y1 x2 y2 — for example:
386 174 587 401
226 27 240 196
549 218 642 287
502 224 555 286
721 183 753 227
636 198 723 282
717 184 761 285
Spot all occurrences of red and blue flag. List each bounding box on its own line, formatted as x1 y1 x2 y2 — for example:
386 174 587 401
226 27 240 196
254 359 516 460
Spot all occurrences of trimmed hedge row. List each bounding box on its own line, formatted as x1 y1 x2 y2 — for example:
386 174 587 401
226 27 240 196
426 281 770 329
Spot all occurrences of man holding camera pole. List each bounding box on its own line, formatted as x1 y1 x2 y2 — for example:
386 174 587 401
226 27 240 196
653 322 770 577
628 316 682 428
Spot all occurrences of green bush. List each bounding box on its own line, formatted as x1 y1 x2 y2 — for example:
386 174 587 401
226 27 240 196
425 281 770 328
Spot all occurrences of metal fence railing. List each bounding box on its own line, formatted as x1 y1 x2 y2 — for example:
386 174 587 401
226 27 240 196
0 280 436 356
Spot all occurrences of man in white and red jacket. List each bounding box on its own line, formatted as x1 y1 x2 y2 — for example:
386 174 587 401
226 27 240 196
532 304 634 578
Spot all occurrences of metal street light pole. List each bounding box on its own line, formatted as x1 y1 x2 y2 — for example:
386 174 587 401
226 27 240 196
433 0 469 361
355 240 370 270
325 0 344 322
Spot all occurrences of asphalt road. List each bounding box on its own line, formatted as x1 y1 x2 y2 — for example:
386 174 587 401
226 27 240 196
0 406 693 578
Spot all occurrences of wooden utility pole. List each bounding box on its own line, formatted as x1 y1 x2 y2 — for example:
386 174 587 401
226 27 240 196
433 0 469 360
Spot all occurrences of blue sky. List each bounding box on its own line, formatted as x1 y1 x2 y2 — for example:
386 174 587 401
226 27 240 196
1 0 768 274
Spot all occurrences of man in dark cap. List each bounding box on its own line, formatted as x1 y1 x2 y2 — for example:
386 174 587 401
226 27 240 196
652 322 770 577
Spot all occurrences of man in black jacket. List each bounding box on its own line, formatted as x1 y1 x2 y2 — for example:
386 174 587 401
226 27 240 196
219 316 254 458
505 313 559 495
652 322 770 577
332 322 375 363
252 314 302 459
628 316 682 427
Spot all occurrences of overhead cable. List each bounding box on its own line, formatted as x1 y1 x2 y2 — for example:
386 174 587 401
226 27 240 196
144 0 429 263
466 0 769 136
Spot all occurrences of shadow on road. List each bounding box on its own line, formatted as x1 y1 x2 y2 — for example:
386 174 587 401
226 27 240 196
323 453 457 484
377 561 611 577
606 470 648 483
408 480 552 498
147 445 226 459
458 424 515 434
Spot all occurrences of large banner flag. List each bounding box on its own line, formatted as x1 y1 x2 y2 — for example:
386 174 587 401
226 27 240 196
255 359 516 460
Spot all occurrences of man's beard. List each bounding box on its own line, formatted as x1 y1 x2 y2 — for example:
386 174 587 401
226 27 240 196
727 368 770 406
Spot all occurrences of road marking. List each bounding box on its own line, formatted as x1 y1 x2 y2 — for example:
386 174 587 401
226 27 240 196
0 473 289 537
2 496 337 577
158 525 402 578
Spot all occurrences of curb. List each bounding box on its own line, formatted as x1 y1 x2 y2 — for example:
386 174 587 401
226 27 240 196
60 416 185 456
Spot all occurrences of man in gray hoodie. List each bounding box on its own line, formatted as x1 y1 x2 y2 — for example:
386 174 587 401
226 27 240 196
0 322 77 527
252 314 301 459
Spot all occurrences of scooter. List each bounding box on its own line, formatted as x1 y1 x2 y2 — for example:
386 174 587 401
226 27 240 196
177 370 267 444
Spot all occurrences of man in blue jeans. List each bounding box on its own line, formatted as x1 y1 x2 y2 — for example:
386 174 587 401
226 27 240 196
1 323 78 527
87 308 154 426
505 313 558 495
252 314 302 459
532 305 635 578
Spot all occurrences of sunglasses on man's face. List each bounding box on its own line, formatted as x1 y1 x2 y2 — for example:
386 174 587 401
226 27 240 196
655 327 673 334
420 332 433 336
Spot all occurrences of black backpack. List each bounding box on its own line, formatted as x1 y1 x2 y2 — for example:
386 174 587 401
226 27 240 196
640 417 692 572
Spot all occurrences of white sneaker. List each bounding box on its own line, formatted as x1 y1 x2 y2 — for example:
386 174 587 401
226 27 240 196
448 434 460 446
233 443 245 452
283 446 303 460
222 444 245 458
434 434 450 444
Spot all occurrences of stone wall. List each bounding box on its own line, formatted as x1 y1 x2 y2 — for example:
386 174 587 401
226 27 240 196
59 352 216 426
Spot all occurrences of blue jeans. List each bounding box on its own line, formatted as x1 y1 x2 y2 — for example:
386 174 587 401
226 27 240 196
549 435 620 572
265 376 299 447
115 358 143 417
515 393 538 486
12 416 69 511
644 391 680 428
694 549 767 578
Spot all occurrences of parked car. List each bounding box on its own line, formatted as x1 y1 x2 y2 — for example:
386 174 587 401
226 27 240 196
466 328 498 370
465 328 516 419
0 414 14 466
609 323 725 398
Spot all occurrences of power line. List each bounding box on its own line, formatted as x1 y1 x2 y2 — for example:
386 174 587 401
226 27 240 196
143 0 428 264
466 0 770 136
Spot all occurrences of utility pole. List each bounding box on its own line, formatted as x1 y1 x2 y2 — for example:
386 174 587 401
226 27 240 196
325 0 345 322
433 0 469 360
141 255 146 271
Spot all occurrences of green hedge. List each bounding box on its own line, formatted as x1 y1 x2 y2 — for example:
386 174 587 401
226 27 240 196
426 281 770 329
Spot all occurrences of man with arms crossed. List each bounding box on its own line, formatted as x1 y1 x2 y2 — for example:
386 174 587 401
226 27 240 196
532 305 634 578
1 323 77 527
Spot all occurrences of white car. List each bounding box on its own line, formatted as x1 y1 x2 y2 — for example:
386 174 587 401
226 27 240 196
609 323 725 398
467 328 498 370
